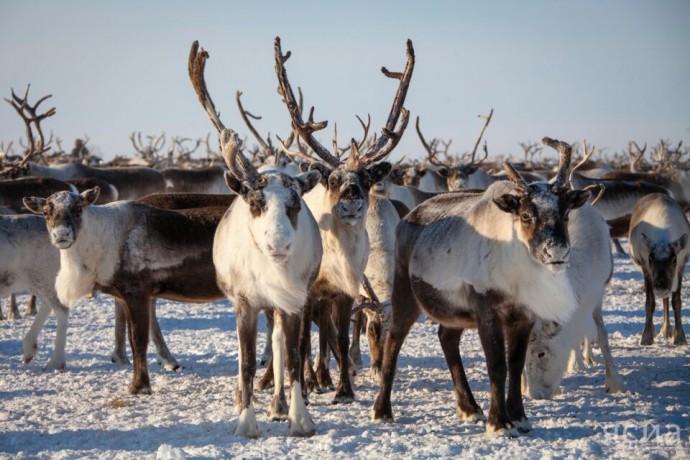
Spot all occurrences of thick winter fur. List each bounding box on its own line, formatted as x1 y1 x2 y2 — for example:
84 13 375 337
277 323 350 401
372 178 436 211
214 169 322 437
349 196 403 379
25 162 166 200
301 166 380 402
23 188 225 394
0 215 68 369
0 177 77 212
524 204 626 398
161 166 230 194
629 193 690 345
373 179 589 436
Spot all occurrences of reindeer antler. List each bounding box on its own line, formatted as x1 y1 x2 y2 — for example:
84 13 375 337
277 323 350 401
274 37 340 167
542 136 573 190
188 40 261 188
468 108 493 167
4 84 56 167
357 39 415 166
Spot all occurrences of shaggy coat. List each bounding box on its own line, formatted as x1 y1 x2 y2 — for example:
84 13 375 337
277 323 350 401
24 188 225 394
629 193 689 345
524 204 626 398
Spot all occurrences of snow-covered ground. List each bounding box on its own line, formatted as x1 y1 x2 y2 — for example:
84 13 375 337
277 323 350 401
1 251 689 459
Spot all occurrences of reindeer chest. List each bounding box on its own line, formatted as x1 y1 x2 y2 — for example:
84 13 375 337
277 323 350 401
315 227 369 299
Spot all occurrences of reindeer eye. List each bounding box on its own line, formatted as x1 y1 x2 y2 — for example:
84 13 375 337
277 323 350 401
537 352 546 359
520 212 531 222
328 176 339 189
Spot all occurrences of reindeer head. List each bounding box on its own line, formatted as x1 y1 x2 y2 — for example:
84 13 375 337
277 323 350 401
23 187 100 249
642 232 688 298
437 164 479 191
493 137 590 272
523 319 566 400
221 130 321 264
274 37 413 226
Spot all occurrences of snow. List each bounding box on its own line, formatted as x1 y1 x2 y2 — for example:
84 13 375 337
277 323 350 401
1 251 689 459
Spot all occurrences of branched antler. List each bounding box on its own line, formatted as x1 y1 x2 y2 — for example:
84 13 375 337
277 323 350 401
468 108 493 166
275 36 414 169
4 84 56 166
188 40 261 188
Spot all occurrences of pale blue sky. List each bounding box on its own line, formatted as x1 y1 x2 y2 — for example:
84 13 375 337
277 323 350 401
1 1 688 163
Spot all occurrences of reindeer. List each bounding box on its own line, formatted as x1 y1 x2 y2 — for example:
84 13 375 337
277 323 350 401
629 193 689 346
160 165 229 194
189 40 324 437
23 183 227 394
523 202 627 399
372 137 591 436
274 36 414 403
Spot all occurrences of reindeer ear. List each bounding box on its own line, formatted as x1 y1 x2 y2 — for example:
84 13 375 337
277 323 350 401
566 189 590 210
466 164 479 174
436 166 451 178
308 163 332 186
493 194 521 214
23 196 46 214
81 187 100 206
223 171 251 197
674 233 688 252
295 170 321 195
367 161 392 185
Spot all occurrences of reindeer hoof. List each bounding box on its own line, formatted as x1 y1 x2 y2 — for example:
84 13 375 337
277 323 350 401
485 421 519 438
44 360 66 371
458 409 485 423
128 384 152 395
158 359 181 371
512 418 532 434
639 335 654 346
111 353 131 366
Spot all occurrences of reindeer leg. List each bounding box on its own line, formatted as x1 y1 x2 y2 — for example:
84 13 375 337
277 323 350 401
44 305 69 371
613 238 628 257
122 294 152 395
671 278 687 345
332 294 355 404
640 274 656 346
660 297 671 338
25 295 37 316
149 299 180 371
22 296 53 364
365 309 385 382
372 270 420 421
267 311 288 421
349 310 364 371
283 310 315 437
314 300 335 392
7 294 20 320
300 300 317 397
111 299 130 365
473 290 516 437
257 311 276 391
233 296 259 438
593 303 626 393
260 310 274 366
504 312 534 434
438 325 484 422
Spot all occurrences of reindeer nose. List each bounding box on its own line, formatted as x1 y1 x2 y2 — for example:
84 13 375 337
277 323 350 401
343 200 363 212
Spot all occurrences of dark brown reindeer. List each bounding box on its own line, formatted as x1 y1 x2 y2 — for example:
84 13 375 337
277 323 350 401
372 137 591 436
274 36 414 403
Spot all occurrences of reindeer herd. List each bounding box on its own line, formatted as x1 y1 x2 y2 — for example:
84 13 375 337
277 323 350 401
1 37 689 439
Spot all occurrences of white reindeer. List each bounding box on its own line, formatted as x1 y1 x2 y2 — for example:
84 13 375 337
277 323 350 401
189 41 323 437
629 192 689 345
523 203 627 399
373 137 591 436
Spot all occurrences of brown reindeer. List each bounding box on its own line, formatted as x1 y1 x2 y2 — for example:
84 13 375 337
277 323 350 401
274 36 414 403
